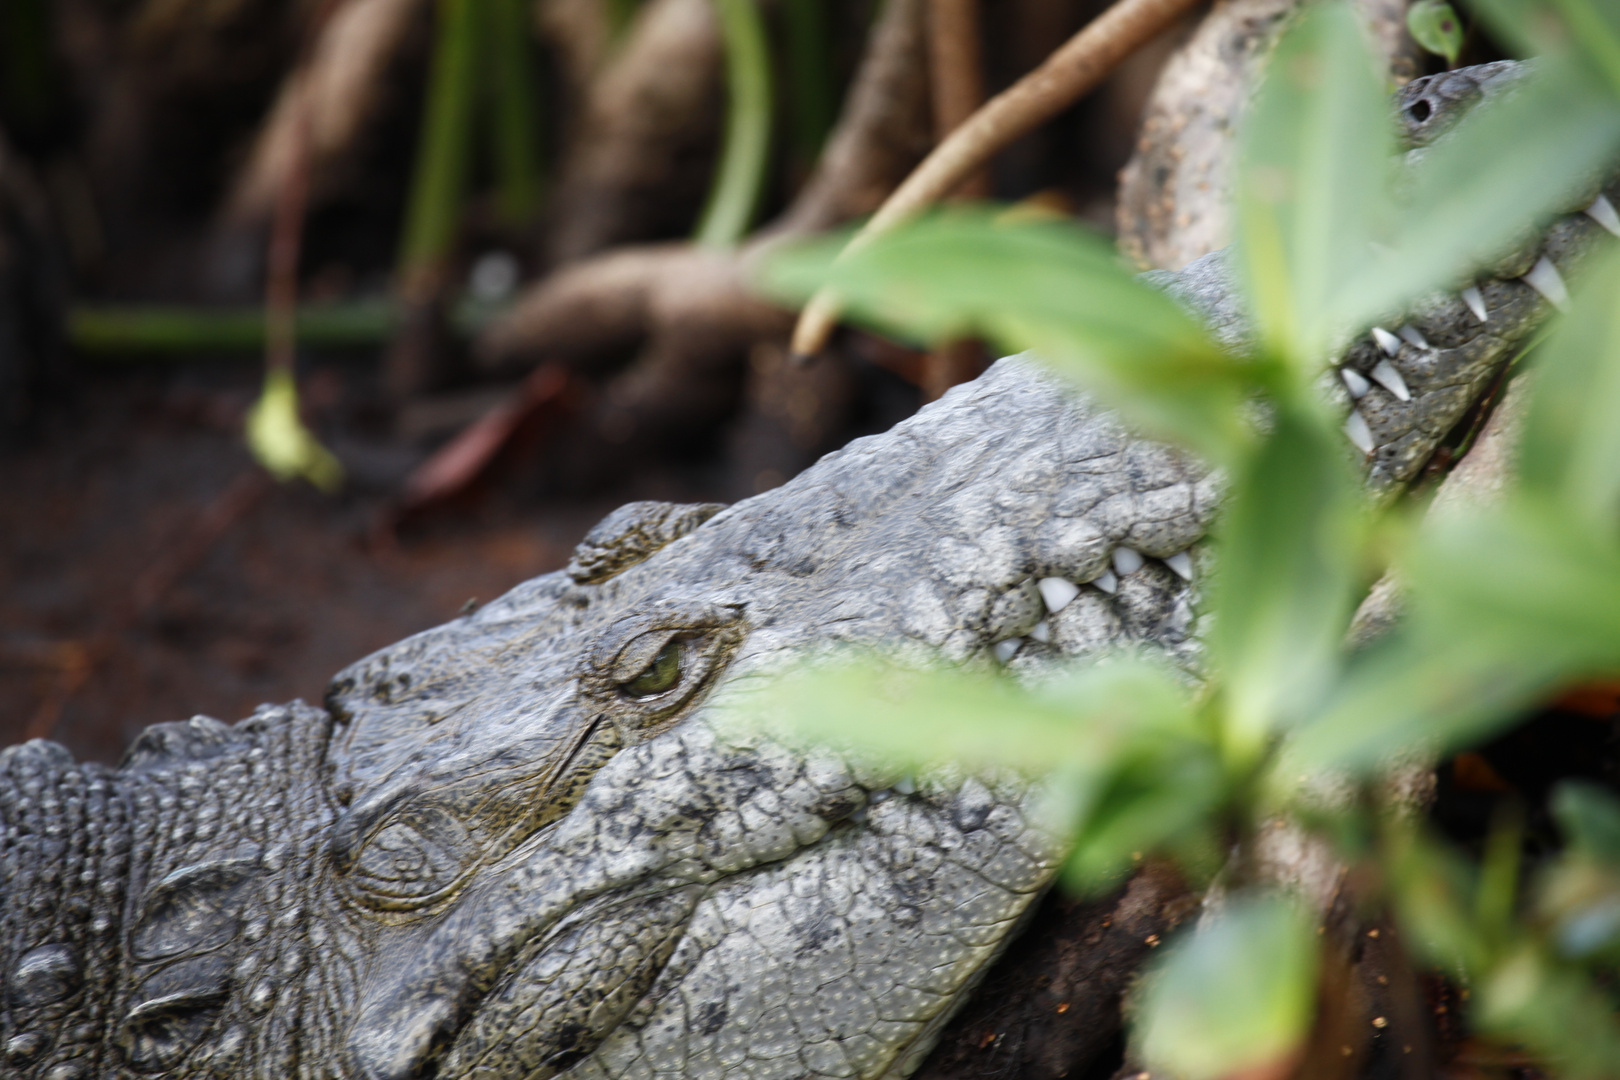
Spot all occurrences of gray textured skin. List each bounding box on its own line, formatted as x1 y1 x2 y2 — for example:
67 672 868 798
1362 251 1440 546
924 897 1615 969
1 62 1612 1080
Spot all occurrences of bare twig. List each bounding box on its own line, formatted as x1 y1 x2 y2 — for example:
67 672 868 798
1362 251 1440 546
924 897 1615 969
791 0 1207 357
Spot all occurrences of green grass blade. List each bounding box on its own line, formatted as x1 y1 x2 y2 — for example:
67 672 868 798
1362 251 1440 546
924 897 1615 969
399 0 482 287
694 0 773 247
486 0 545 229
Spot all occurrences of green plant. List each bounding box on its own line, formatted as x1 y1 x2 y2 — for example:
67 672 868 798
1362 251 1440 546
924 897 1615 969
759 0 1620 1075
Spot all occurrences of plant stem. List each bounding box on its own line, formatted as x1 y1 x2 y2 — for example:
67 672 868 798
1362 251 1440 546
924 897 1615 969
486 0 544 229
68 299 505 355
791 0 1204 356
398 0 482 296
783 0 835 166
694 0 773 248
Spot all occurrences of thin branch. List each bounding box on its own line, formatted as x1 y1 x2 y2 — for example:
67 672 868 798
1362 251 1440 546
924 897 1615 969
791 0 1206 357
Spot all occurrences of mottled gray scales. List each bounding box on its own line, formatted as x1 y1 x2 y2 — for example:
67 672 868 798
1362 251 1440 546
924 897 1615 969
0 60 1612 1080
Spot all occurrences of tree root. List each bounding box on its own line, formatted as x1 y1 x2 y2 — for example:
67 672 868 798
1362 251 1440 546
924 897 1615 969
426 0 931 502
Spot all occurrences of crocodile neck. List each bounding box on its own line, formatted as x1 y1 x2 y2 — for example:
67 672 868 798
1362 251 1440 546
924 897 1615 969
0 704 339 1080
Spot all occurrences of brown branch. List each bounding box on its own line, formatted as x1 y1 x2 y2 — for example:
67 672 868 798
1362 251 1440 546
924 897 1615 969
791 0 1207 357
927 0 989 197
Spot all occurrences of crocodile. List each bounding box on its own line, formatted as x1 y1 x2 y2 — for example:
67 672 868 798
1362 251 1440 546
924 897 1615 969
3 62 1616 1080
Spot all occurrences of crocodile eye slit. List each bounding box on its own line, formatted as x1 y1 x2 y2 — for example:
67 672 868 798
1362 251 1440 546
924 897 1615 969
621 639 683 699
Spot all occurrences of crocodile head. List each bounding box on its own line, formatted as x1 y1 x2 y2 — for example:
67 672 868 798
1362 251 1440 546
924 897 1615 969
314 359 1217 1080
0 359 1212 1080
7 60 1608 1072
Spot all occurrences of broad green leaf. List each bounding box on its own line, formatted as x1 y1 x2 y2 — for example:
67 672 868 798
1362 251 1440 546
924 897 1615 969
1282 629 1558 775
1286 499 1620 774
762 213 1256 465
1337 58 1620 329
1409 0 1465 64
1469 0 1620 95
1209 403 1363 751
1405 499 1620 670
1135 896 1320 1080
245 369 343 492
1233 1 1395 368
1518 247 1620 535
731 653 1200 778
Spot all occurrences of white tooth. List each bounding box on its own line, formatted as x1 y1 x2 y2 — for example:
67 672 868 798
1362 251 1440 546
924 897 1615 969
1586 194 1620 237
894 775 917 795
1461 285 1488 323
993 638 1023 662
1345 410 1375 455
1037 577 1080 614
1372 326 1402 356
1523 256 1571 312
1093 569 1119 594
1112 547 1144 576
1369 359 1411 402
1164 552 1195 580
1030 619 1052 643
1398 324 1430 350
1340 367 1371 399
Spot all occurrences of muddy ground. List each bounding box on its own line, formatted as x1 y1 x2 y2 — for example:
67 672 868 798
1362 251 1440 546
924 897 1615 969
0 353 833 764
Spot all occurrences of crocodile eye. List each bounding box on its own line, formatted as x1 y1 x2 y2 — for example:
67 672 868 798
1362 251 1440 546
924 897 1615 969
621 638 682 698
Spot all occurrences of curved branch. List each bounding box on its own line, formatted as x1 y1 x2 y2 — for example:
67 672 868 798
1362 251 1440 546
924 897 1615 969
790 0 1206 357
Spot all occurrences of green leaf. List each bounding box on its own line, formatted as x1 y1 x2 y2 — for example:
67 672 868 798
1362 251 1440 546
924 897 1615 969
1233 1 1395 367
1468 0 1620 95
245 368 344 492
1287 499 1620 774
1517 247 1620 535
1061 745 1226 892
1384 825 1490 973
761 213 1256 465
1336 58 1620 329
1553 783 1620 865
1209 403 1363 751
728 653 1201 779
1408 0 1465 65
1135 895 1321 1080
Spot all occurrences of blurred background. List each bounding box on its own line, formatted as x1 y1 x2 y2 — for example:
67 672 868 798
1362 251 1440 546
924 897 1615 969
0 0 1201 764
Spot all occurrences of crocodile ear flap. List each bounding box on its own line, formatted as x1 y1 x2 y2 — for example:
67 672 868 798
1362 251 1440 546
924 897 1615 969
567 501 726 584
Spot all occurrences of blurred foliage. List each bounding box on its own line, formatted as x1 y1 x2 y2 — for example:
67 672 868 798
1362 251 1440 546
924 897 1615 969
1407 0 1465 64
761 0 1620 1075
245 368 343 491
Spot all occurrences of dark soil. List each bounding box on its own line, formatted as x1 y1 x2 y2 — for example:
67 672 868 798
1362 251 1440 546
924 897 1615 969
0 356 749 765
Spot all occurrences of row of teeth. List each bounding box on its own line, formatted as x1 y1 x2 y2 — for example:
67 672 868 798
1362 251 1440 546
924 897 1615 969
992 547 1195 662
1339 193 1618 456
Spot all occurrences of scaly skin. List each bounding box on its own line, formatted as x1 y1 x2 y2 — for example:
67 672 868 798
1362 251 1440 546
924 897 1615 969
2 61 1614 1080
